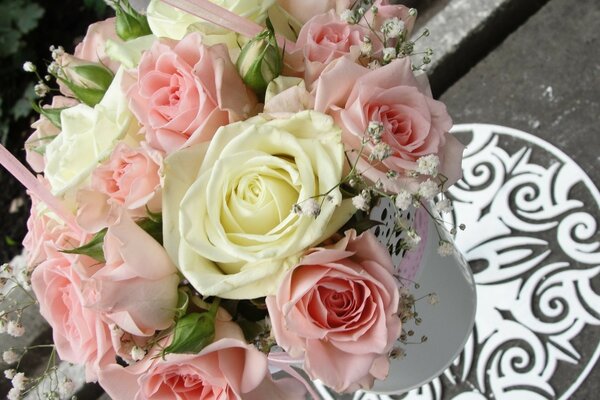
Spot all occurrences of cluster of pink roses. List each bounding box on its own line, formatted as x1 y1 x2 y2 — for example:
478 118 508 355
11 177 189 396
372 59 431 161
12 0 465 398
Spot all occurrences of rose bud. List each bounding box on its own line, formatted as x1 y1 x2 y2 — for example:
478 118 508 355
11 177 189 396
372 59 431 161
236 19 283 98
113 0 152 41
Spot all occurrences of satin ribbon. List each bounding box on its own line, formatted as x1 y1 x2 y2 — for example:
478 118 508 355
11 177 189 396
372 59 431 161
0 144 81 234
268 352 321 400
162 0 296 51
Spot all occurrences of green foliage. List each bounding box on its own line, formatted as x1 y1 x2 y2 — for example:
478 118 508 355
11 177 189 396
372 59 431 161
0 0 44 57
62 228 108 263
83 0 109 16
162 299 220 356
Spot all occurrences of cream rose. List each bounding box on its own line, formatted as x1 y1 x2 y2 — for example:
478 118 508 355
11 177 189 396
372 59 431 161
44 67 139 196
163 111 355 299
147 0 275 39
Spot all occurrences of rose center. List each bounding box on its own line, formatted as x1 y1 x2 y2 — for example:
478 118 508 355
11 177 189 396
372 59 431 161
223 167 299 236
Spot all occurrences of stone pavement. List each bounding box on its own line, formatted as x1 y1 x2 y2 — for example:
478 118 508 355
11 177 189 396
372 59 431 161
439 0 600 398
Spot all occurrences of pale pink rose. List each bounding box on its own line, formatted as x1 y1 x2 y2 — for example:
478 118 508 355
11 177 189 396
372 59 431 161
288 11 375 88
23 179 89 267
314 57 464 192
127 32 256 154
367 1 417 36
76 143 162 232
26 96 78 173
81 214 179 337
31 250 115 382
266 230 402 392
74 17 122 72
276 0 350 24
99 318 305 400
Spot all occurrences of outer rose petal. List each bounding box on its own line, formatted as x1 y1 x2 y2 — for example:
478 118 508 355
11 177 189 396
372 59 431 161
266 230 402 392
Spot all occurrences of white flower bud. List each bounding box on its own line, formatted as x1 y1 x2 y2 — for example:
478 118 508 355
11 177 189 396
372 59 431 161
22 62 36 73
7 321 25 337
130 346 146 362
2 350 19 365
437 241 454 257
395 190 413 211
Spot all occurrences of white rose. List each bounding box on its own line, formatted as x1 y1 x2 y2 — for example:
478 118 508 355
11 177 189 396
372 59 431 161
163 111 355 299
147 0 275 39
44 67 138 196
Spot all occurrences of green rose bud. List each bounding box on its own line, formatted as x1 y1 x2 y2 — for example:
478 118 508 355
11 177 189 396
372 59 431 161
236 19 283 98
58 62 115 107
112 0 152 41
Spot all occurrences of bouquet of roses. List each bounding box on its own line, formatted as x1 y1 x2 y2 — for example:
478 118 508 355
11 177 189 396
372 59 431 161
0 0 465 398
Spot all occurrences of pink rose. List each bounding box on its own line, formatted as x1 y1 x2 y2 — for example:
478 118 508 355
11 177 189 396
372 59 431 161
276 0 350 24
266 230 402 392
368 1 416 36
74 17 122 72
76 143 162 232
82 214 179 337
31 250 115 381
288 11 376 88
99 319 305 400
25 96 79 173
92 143 161 210
23 179 89 267
127 32 256 154
314 57 464 192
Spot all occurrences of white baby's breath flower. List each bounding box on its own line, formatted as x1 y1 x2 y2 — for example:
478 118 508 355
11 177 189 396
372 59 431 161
22 62 36 73
368 60 381 70
405 229 421 249
47 61 60 75
434 198 453 214
11 372 27 391
130 346 146 362
418 179 439 199
352 190 371 212
367 120 384 140
50 45 65 60
381 17 405 38
3 350 19 365
427 293 440 305
340 9 356 24
7 387 20 400
59 378 76 397
383 47 397 62
302 199 321 217
370 142 393 161
416 154 440 176
7 321 25 338
437 241 454 257
360 38 373 57
395 190 413 211
4 369 16 379
34 82 50 97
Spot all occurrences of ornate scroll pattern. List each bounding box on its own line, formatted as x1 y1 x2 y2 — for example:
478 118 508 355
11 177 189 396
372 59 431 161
318 124 600 399
404 124 600 400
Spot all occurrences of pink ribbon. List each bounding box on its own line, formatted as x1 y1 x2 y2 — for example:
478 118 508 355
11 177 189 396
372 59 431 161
0 144 82 234
162 0 296 51
268 352 320 400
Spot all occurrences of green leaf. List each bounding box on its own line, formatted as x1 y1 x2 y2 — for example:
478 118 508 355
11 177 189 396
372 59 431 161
72 64 114 91
162 299 220 355
137 215 162 245
58 78 106 107
15 4 44 33
31 102 70 129
61 228 107 263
